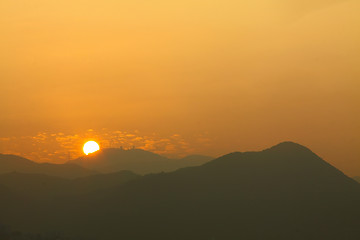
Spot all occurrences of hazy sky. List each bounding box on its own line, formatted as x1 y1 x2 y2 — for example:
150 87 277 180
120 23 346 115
1 0 359 175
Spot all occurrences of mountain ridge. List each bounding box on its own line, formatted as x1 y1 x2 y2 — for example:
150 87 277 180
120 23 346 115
67 148 213 174
1 142 359 239
0 154 97 179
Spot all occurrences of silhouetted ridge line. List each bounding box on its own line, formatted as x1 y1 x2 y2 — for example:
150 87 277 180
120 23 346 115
67 148 213 174
204 141 339 172
353 176 360 183
0 154 97 178
1 142 360 240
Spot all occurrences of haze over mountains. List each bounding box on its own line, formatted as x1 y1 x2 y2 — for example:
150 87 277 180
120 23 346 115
0 150 213 177
67 148 214 174
1 142 360 239
0 154 97 179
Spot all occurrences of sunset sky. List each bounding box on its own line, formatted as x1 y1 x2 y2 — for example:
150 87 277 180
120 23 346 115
1 0 359 175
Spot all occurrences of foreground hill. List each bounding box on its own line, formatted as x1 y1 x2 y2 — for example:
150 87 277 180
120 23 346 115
1 142 360 240
0 184 13 204
67 148 213 174
0 154 97 178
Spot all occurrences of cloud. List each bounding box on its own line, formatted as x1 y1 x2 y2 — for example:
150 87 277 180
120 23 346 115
0 129 214 163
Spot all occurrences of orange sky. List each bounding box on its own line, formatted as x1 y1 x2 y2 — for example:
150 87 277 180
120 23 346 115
1 0 359 175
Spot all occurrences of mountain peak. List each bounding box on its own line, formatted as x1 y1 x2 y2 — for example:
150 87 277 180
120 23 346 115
266 141 313 153
261 141 318 160
202 142 346 181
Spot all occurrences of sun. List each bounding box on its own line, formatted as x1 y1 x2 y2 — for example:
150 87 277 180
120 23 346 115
83 141 100 155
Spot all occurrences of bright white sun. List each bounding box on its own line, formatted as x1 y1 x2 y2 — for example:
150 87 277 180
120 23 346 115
83 141 100 155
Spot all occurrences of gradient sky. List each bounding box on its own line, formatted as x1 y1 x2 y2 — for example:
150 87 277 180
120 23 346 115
1 0 359 175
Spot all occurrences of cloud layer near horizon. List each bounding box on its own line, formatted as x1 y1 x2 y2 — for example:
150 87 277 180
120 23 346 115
0 129 213 163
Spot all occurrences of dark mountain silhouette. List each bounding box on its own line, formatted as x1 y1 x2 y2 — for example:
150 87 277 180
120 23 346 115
70 170 139 194
0 172 68 197
353 176 360 183
0 171 139 197
67 148 213 174
1 142 360 239
178 154 213 165
0 154 97 178
0 184 14 205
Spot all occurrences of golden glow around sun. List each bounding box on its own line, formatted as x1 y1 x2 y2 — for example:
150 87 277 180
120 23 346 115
83 141 100 155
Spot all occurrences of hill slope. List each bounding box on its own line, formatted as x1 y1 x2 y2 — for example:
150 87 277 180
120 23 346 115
0 154 97 178
353 176 360 183
67 148 213 174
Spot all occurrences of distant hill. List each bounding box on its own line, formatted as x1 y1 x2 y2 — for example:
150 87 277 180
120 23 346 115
67 148 213 174
2 142 360 240
0 154 97 178
0 171 139 197
178 154 213 165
